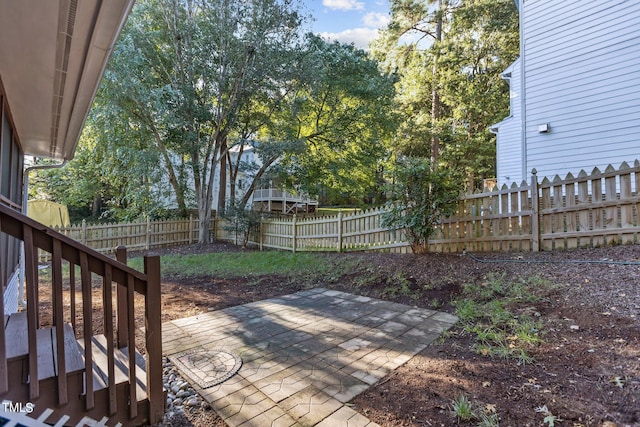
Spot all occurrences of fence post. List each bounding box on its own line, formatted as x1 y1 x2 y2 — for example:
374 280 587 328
292 215 297 253
145 216 151 250
81 219 87 245
337 210 343 253
530 169 540 252
259 216 264 251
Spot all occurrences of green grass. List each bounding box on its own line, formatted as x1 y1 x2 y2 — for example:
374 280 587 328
128 251 350 280
451 394 475 421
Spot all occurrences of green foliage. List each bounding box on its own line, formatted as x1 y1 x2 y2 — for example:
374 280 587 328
220 201 261 249
381 157 460 253
374 0 519 189
478 411 500 427
276 36 398 205
96 0 311 239
453 274 553 364
452 394 475 421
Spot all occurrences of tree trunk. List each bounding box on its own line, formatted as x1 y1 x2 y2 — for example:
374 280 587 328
138 111 189 217
217 138 227 214
430 0 443 171
240 155 279 207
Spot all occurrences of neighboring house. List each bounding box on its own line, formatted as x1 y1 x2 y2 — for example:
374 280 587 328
228 144 318 214
491 0 640 187
159 143 318 215
1 1 164 425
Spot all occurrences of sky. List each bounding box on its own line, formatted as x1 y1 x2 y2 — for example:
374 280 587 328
304 0 391 49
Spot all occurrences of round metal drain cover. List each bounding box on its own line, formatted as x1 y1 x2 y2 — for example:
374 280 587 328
169 349 242 388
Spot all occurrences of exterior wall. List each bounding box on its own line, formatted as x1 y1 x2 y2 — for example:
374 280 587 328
0 79 25 313
494 59 523 185
496 0 640 185
156 146 258 213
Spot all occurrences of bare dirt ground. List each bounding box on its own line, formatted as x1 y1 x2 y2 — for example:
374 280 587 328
41 242 640 426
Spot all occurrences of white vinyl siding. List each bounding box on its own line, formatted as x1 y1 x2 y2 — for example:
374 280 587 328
522 0 640 179
494 59 523 187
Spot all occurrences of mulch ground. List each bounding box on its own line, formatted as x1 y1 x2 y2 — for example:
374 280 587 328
41 242 640 426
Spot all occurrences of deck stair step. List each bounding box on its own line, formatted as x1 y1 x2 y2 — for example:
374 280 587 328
4 312 84 380
77 335 148 402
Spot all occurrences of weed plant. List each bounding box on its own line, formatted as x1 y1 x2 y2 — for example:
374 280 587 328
453 273 553 363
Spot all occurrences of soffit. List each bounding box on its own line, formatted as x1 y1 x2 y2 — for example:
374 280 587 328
0 0 134 160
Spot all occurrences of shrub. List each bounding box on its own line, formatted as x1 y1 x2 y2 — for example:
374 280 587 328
382 157 460 253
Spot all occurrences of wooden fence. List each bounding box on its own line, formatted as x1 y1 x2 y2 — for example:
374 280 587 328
214 210 411 253
55 217 201 254
54 161 640 254
430 160 640 252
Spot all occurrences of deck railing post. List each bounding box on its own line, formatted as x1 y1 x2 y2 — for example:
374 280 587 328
115 246 129 348
23 225 39 399
144 255 164 424
0 217 7 393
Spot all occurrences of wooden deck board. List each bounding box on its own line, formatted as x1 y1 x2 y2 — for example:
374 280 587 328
51 324 84 375
78 335 147 400
5 313 85 380
36 328 56 380
5 312 29 359
111 340 148 402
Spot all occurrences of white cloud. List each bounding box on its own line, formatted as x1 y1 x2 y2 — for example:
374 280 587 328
319 27 381 49
322 0 365 11
362 11 389 28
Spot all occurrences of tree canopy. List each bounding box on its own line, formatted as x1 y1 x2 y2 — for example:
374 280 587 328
33 0 520 226
374 0 519 188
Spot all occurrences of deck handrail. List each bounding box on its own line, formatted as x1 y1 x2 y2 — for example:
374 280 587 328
0 203 164 424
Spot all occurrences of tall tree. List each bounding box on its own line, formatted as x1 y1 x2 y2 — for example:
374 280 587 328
101 0 308 242
374 0 518 186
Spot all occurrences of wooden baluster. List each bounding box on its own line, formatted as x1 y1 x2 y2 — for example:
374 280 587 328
22 225 39 399
80 252 94 409
126 273 137 419
69 262 76 334
115 246 129 349
145 255 164 424
51 240 68 404
103 263 117 415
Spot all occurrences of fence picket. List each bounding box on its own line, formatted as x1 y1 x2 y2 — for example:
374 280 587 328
565 173 577 249
50 161 640 255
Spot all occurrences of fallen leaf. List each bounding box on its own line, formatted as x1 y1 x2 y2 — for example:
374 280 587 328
485 403 497 413
482 381 491 388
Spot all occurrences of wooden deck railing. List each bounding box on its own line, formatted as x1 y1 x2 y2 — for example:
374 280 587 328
0 203 164 424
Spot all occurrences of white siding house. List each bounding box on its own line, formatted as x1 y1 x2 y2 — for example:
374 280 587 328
492 0 640 187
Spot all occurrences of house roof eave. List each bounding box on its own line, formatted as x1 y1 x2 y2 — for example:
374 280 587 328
0 0 135 160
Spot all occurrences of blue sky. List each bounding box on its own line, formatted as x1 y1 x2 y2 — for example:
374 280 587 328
304 0 391 49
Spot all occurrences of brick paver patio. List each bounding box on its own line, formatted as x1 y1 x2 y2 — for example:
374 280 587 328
162 288 458 426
